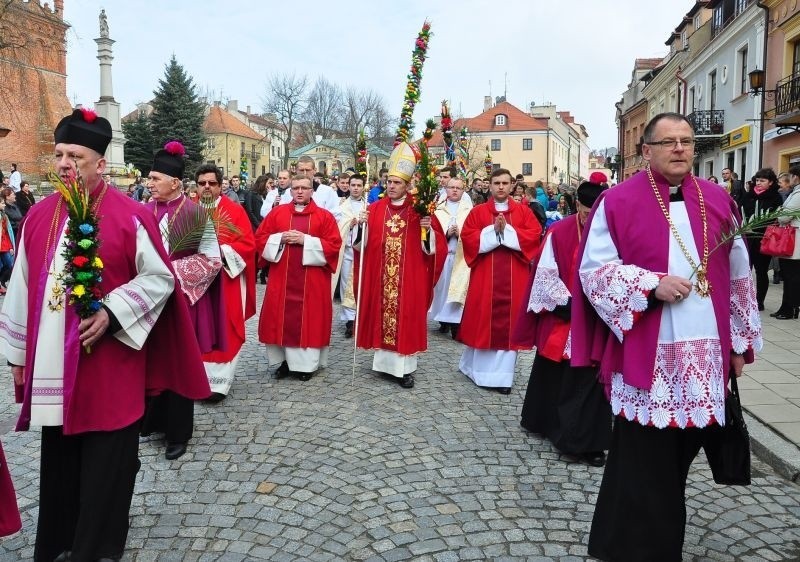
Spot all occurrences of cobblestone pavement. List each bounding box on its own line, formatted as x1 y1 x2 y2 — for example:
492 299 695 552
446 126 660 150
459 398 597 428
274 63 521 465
1 287 800 561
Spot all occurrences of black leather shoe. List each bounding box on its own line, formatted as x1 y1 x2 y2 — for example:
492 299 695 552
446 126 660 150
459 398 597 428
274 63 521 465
758 302 765 311
495 387 512 395
165 442 188 460
450 323 459 339
775 311 798 319
298 372 312 381
275 360 290 379
582 451 606 467
400 374 415 388
438 322 448 333
344 320 354 338
204 392 226 403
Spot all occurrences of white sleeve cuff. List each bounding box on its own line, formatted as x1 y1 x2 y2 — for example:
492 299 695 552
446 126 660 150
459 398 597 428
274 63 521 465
302 236 327 266
263 233 284 262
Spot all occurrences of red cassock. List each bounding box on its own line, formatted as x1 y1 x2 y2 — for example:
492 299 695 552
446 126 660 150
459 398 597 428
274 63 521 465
357 197 447 354
255 201 342 347
202 196 256 363
458 199 541 350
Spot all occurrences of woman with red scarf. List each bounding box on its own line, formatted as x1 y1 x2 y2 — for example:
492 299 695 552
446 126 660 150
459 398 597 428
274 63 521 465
741 168 783 311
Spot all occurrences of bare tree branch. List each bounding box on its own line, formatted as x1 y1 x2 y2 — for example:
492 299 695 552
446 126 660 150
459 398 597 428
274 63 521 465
262 72 308 168
300 76 343 145
341 88 388 161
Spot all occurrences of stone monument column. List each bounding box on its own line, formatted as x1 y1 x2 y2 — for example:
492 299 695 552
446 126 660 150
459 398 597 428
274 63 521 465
93 9 126 174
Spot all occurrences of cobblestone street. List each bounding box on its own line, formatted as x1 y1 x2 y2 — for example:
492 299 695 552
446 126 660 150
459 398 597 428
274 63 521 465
1 287 800 561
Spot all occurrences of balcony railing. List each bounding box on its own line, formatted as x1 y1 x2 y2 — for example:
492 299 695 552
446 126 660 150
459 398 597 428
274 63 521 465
241 150 259 161
775 73 800 117
687 110 725 136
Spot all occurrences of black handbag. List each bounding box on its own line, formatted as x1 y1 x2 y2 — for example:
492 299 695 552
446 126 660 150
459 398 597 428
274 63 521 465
703 372 751 485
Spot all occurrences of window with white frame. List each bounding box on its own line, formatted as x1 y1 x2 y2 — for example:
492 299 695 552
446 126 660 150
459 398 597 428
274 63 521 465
739 45 749 95
495 114 507 126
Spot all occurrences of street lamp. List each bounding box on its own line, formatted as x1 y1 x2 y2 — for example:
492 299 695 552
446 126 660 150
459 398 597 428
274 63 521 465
748 68 775 100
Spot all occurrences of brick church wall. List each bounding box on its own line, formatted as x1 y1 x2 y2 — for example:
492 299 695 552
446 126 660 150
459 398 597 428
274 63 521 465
0 0 71 181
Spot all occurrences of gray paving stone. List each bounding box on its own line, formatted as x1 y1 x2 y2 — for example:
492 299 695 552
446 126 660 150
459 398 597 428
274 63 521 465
0 292 798 561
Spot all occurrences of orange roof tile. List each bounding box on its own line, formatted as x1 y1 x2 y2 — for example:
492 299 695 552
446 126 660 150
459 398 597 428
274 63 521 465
424 101 549 147
204 105 263 141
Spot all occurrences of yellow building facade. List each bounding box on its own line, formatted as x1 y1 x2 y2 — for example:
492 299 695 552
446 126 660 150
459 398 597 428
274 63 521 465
203 104 271 180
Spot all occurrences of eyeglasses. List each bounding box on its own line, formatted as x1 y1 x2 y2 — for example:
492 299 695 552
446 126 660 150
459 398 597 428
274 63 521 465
197 180 219 187
647 138 695 150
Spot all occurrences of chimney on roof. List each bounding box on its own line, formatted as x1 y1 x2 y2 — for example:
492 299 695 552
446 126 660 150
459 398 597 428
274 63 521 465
495 96 506 105
246 105 251 114
484 96 493 111
227 99 238 113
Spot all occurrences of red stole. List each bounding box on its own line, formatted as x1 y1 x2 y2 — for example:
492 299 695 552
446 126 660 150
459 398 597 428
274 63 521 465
356 197 446 354
255 201 341 348
459 199 541 350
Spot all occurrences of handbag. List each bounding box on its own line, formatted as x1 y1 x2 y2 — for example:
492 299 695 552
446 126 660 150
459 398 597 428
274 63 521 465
703 372 751 486
760 224 795 257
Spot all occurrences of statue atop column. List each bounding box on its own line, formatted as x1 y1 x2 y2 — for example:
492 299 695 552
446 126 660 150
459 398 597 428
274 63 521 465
99 9 109 38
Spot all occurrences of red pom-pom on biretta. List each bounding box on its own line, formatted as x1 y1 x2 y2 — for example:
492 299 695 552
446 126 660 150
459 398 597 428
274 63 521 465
79 107 98 123
164 140 186 157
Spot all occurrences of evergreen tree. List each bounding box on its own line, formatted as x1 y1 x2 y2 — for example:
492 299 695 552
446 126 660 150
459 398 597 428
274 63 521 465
150 56 206 174
121 112 154 176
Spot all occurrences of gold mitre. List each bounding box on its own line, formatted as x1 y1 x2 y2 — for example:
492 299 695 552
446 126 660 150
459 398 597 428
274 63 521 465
387 141 420 182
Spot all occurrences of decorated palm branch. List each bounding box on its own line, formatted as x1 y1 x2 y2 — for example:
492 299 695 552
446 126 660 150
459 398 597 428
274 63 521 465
355 130 368 177
484 147 493 178
394 21 432 146
457 127 470 180
441 101 455 166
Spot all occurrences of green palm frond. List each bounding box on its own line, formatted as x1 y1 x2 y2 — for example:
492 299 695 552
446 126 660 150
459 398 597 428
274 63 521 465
165 202 242 255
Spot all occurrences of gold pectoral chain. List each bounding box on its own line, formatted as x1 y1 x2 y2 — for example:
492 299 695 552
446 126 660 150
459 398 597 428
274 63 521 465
646 166 711 297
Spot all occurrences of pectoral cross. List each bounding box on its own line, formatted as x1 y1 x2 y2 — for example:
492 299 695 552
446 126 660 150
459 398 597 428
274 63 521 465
386 214 406 234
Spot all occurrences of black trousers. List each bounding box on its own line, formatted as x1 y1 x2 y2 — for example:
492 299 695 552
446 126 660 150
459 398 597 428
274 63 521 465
140 391 194 444
35 421 141 562
779 257 800 311
588 416 713 562
749 240 772 306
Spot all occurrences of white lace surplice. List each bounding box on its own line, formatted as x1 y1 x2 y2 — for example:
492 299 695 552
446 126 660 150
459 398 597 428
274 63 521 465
579 199 761 429
527 231 571 359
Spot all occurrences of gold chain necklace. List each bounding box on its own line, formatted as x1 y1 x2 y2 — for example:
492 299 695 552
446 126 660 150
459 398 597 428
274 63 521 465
45 198 65 311
646 165 711 297
154 193 187 233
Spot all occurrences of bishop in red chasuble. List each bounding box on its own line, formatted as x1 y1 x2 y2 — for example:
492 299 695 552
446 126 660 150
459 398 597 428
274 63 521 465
356 142 446 388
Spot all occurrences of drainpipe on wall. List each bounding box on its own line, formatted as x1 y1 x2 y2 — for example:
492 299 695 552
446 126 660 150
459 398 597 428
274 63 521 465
756 0 770 169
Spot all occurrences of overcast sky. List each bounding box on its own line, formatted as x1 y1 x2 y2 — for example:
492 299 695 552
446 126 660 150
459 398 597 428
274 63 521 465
63 1 692 150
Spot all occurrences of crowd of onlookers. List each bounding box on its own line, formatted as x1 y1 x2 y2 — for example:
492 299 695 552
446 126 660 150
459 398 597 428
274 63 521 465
6 159 800 320
709 165 800 319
